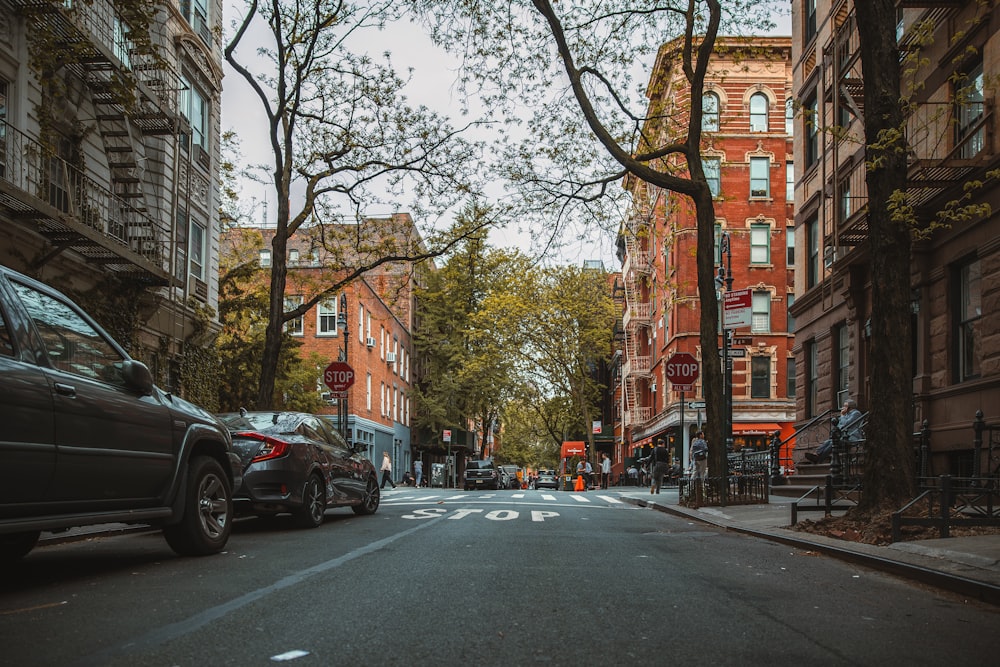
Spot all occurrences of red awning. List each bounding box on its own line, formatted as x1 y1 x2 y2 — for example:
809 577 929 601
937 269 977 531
731 423 782 436
561 441 586 458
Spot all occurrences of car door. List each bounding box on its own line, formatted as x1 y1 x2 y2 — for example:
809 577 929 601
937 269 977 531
10 279 175 505
312 417 359 502
0 288 55 507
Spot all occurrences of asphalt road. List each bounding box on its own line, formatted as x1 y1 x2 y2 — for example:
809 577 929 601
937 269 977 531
2 488 998 666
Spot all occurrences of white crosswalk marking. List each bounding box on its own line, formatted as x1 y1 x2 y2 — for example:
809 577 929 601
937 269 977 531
569 494 591 502
540 494 557 501
596 495 622 504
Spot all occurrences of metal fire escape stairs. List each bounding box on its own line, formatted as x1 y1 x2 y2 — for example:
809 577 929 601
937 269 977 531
9 0 179 285
621 212 653 426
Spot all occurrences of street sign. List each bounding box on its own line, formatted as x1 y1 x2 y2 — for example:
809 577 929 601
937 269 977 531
443 429 452 442
687 401 706 410
323 361 356 392
719 348 747 358
732 337 753 346
723 288 753 328
665 351 700 388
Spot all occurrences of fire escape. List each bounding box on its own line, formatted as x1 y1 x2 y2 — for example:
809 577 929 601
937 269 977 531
621 208 653 427
2 0 179 285
823 3 995 265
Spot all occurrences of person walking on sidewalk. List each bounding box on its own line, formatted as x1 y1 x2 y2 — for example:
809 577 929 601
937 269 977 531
380 452 396 489
601 453 612 489
650 438 671 494
414 459 423 488
691 431 709 481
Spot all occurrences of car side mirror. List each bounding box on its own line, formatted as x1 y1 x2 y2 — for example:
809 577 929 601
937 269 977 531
122 359 154 396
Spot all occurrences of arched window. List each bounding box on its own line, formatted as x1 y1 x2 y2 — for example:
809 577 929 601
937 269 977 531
785 98 795 135
750 93 769 132
702 92 720 132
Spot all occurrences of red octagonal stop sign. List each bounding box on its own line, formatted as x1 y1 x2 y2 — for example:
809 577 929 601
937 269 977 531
665 352 699 387
323 361 356 392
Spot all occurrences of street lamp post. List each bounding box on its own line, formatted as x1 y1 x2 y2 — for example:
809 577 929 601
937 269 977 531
715 231 734 457
337 293 349 442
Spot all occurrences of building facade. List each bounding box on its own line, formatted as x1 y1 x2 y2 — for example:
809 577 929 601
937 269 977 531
617 36 796 472
790 0 999 476
0 1 225 397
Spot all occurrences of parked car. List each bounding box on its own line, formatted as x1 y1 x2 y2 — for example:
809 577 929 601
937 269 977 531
498 464 522 489
0 265 241 562
535 469 559 490
218 410 380 527
464 459 499 490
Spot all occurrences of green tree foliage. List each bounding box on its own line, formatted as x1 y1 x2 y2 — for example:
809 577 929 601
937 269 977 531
411 205 525 454
225 0 491 409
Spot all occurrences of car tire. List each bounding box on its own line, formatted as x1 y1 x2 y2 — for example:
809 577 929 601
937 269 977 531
352 475 380 515
294 474 326 528
163 455 233 556
0 531 41 563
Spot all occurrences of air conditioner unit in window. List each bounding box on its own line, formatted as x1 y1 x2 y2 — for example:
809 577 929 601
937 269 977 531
386 352 397 363
751 189 768 198
366 336 377 348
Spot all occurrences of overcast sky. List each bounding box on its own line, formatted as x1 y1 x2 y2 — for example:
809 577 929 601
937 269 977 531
220 6 792 269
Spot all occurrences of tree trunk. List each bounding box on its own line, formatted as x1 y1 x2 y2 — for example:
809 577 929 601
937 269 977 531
854 0 917 511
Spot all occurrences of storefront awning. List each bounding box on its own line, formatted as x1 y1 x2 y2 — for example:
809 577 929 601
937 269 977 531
732 423 782 436
561 441 586 458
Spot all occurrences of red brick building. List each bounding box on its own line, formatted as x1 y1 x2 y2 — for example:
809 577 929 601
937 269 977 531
617 37 796 472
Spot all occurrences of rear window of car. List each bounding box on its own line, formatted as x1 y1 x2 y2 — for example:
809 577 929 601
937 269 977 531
467 461 494 470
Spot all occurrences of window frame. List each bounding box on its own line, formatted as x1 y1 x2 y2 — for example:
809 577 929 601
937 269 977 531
317 298 339 336
704 157 721 198
749 93 769 132
750 157 770 198
702 92 720 132
284 295 304 336
751 355 771 399
750 224 770 265
955 258 982 382
751 291 771 333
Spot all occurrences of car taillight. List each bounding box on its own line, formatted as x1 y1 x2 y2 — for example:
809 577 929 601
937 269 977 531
238 433 291 463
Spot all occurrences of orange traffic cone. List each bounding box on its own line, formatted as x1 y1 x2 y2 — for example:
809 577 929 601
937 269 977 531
574 475 585 492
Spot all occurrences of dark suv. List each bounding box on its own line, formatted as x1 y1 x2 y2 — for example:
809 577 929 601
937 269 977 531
464 460 499 490
0 266 241 561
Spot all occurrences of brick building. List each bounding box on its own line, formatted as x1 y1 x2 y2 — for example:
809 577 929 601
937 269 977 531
790 1 999 476
617 36 796 473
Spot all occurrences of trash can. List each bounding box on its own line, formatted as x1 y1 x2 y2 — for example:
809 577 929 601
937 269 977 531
431 463 445 488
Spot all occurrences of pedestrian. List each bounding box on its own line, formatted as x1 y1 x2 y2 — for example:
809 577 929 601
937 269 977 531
806 399 864 463
691 430 709 481
584 459 593 489
650 438 671 494
380 452 396 489
601 453 611 489
414 459 423 488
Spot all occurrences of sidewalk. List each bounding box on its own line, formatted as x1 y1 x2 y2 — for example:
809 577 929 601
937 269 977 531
618 487 1000 606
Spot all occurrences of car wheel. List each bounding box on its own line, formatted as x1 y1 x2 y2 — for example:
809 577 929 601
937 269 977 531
0 531 40 563
352 475 380 515
163 456 233 556
294 474 326 528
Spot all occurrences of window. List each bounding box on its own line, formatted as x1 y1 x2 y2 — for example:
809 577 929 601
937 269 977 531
289 249 299 265
786 293 796 333
956 62 984 159
189 219 205 280
703 92 720 132
806 340 818 418
366 373 372 410
806 215 819 288
786 228 795 266
714 223 724 264
751 291 771 333
180 75 208 151
259 249 271 267
836 324 850 407
10 281 125 382
785 98 794 136
750 157 770 198
805 94 818 168
750 224 770 264
786 356 796 398
786 162 794 201
182 0 211 45
749 93 769 132
751 356 770 399
805 0 817 43
838 177 852 220
358 304 364 340
317 298 338 336
704 157 721 198
284 295 303 336
955 258 981 381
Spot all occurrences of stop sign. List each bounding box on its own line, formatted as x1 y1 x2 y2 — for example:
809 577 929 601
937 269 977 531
665 352 700 387
323 361 356 392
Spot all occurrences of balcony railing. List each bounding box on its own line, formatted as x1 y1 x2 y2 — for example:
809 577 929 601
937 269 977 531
0 120 171 283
